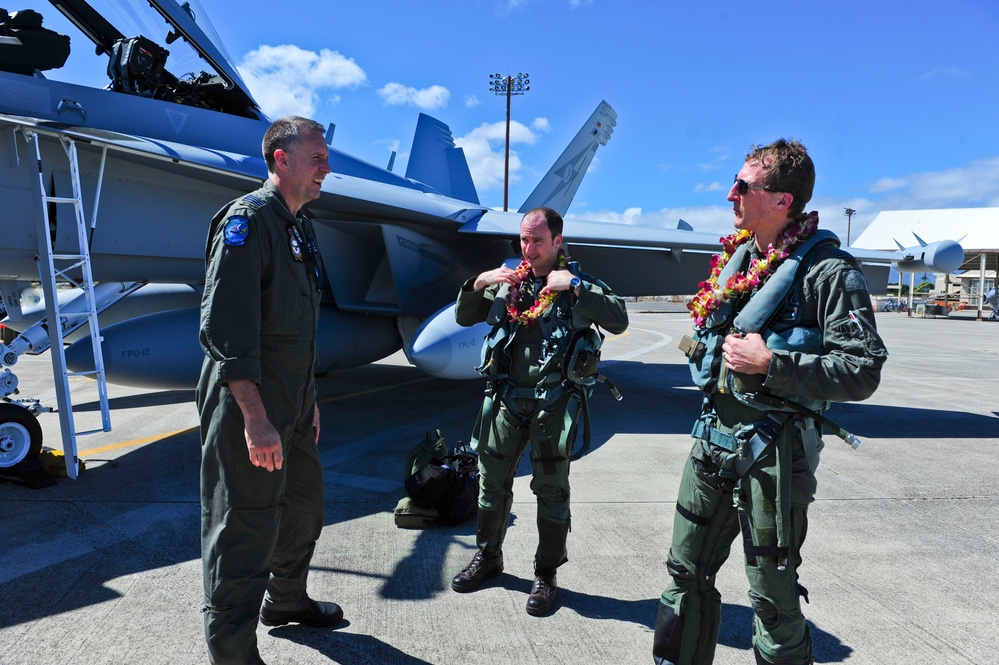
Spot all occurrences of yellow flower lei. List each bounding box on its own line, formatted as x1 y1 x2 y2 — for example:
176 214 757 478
506 249 570 325
687 212 819 328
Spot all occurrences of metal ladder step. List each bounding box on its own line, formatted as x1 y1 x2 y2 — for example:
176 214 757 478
28 131 112 479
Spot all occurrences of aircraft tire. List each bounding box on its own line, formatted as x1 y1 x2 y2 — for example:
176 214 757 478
0 403 43 468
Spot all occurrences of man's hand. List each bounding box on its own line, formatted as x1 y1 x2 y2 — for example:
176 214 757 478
540 269 580 296
722 333 771 375
473 265 519 291
313 403 321 445
244 417 284 472
230 379 284 472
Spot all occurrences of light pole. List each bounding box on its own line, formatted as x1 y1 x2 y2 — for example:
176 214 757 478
488 72 530 211
844 207 856 246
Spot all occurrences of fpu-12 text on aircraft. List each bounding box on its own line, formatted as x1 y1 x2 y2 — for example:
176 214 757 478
0 0 964 478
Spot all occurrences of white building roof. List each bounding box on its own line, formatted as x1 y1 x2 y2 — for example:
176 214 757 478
852 207 999 253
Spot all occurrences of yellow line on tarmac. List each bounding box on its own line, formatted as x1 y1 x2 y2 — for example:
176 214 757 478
77 427 198 456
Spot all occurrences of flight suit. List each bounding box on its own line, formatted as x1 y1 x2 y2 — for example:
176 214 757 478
197 180 324 665
654 238 888 665
456 268 628 574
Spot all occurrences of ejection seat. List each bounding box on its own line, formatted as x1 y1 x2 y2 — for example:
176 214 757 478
0 8 71 75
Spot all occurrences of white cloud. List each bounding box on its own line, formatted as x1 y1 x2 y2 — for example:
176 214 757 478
377 83 450 110
465 95 481 108
455 120 539 191
574 205 736 236
869 176 909 194
238 44 366 119
532 117 551 132
694 181 726 193
496 0 532 16
920 66 970 80
867 157 999 209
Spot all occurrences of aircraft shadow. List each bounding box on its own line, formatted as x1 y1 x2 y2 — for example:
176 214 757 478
72 389 196 412
826 401 998 440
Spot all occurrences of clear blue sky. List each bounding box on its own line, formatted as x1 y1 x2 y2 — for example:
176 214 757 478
21 0 999 244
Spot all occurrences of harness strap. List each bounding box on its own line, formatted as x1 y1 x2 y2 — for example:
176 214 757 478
676 502 709 527
738 511 789 570
691 412 793 478
569 390 590 461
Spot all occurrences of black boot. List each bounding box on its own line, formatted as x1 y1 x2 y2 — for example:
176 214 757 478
451 550 503 592
526 571 557 616
526 518 569 616
451 510 504 593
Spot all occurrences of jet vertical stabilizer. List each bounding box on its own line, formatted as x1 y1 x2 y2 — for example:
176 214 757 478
518 100 617 216
405 113 479 203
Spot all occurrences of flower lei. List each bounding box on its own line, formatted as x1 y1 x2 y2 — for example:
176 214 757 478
687 212 819 328
506 248 570 325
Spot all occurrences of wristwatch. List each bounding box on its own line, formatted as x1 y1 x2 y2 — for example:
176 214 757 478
569 276 581 290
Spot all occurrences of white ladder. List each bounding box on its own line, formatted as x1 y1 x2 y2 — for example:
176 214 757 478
27 131 112 479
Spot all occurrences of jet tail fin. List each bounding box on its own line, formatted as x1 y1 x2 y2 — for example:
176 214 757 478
405 113 479 204
518 100 617 216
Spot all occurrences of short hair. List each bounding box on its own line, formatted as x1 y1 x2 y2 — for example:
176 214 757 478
262 116 326 172
522 207 564 238
745 139 815 218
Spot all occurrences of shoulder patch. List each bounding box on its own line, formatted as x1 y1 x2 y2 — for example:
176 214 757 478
222 216 250 247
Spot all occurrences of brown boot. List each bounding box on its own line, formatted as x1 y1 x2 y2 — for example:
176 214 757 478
525 572 558 616
451 550 503 593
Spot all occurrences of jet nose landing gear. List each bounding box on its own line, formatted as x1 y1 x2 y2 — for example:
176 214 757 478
0 402 42 469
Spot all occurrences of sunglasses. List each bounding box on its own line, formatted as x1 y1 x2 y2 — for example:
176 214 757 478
734 175 775 195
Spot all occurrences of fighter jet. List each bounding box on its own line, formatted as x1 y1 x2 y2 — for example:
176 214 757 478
0 0 964 478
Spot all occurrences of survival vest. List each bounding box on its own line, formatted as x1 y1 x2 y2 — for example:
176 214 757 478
684 230 839 414
474 261 619 460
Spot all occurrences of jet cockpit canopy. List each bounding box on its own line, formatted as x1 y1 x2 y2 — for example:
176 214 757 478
42 0 262 118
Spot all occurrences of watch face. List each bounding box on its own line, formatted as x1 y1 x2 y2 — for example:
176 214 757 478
570 277 581 288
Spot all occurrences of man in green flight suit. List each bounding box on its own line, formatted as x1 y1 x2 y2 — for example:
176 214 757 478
450 206 629 616
653 139 889 665
198 116 342 665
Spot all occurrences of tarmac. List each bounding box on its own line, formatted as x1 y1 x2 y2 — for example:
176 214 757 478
1 302 996 665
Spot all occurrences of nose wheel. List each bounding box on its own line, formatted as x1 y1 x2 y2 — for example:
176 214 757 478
0 403 43 468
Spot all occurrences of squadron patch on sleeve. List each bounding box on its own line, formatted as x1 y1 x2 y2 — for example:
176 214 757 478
222 216 250 246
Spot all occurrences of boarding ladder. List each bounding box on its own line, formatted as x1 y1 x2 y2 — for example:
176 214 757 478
24 131 132 478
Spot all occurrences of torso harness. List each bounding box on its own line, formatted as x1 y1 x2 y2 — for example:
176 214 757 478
681 230 840 479
473 262 619 462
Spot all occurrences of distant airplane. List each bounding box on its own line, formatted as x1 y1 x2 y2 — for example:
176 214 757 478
0 0 965 478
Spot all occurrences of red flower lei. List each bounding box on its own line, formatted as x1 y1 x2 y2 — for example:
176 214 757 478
687 212 819 328
505 249 570 325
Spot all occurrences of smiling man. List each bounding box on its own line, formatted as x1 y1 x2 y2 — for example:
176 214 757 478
197 116 340 665
450 206 628 617
653 140 888 665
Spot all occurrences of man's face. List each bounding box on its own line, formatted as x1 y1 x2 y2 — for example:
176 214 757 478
520 214 562 276
279 129 331 208
728 161 786 241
